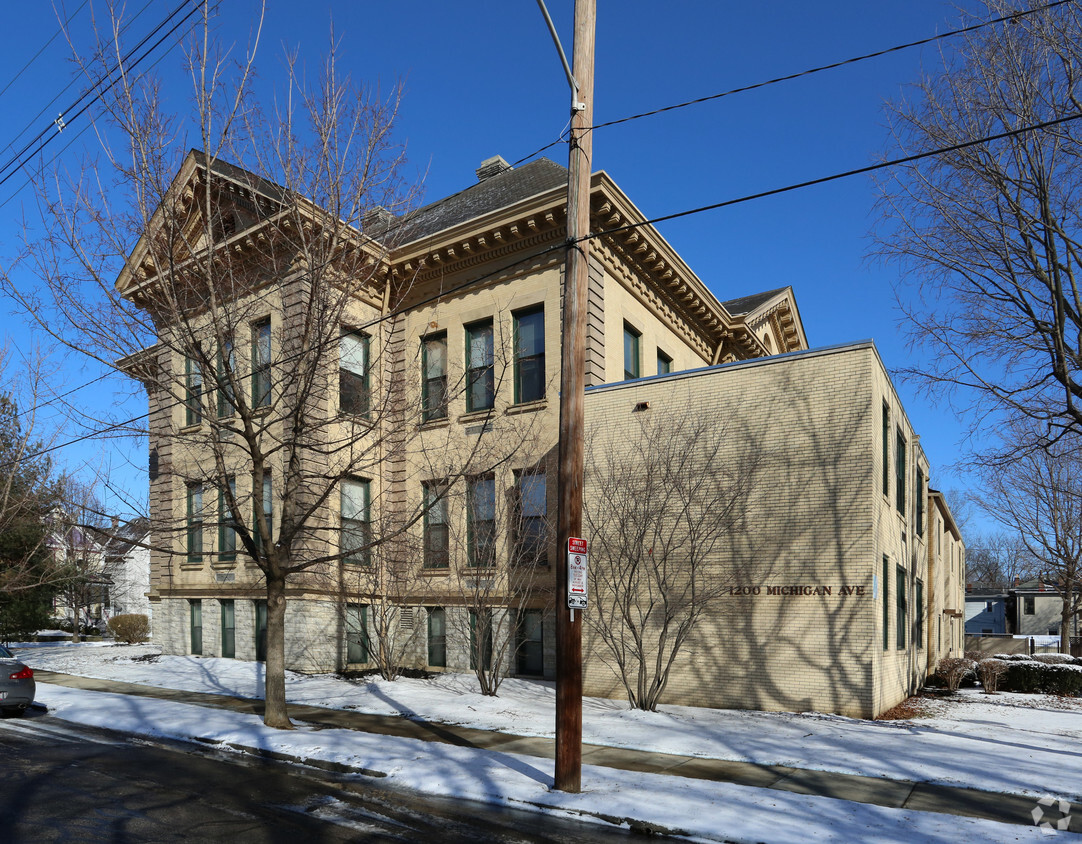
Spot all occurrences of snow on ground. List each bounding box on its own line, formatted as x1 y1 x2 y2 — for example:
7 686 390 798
12 641 1082 843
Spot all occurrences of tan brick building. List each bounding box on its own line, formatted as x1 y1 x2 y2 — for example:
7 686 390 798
120 151 960 717
582 344 965 717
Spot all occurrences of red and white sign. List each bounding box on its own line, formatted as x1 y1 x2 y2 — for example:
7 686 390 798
567 537 589 609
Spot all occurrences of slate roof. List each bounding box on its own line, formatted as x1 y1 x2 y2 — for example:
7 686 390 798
720 287 790 316
383 158 569 245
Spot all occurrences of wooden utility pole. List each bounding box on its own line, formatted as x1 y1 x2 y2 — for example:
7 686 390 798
554 0 595 795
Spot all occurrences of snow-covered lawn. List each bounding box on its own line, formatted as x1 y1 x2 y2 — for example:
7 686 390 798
12 641 1082 843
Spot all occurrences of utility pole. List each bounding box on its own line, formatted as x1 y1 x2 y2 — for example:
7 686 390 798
554 0 595 794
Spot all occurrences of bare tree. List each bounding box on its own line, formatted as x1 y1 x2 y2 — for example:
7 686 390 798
0 6 426 727
436 451 556 696
48 478 112 642
876 0 1082 454
583 412 761 711
976 422 1082 652
0 349 63 606
963 531 1039 589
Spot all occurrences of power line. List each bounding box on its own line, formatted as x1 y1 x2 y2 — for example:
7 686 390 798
580 110 1082 243
0 0 202 191
0 0 91 104
587 0 1078 134
0 0 160 183
23 109 1082 472
0 0 215 209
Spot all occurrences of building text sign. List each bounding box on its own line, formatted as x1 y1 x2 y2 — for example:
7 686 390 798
567 537 588 609
728 584 867 597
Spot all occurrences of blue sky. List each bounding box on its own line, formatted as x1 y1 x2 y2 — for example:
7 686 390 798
0 1 985 523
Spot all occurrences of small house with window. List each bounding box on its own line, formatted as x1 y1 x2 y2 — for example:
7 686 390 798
964 591 1009 635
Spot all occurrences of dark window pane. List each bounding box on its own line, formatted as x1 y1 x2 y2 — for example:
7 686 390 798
623 325 640 380
466 322 494 411
427 607 446 667
424 484 449 568
185 356 202 426
514 308 545 403
187 484 203 563
469 476 496 567
340 332 370 415
517 609 544 676
346 604 369 663
252 319 272 407
657 351 672 376
342 479 370 565
516 471 547 564
422 334 448 421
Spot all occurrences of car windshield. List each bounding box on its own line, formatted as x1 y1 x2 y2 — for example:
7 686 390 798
0 645 12 659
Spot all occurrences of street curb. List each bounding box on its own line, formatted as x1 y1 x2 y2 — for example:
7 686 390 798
186 734 389 778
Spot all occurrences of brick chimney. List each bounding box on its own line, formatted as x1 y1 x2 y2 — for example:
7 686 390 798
476 155 512 181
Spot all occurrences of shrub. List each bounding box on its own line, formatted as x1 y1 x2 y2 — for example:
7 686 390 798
107 614 150 644
1001 660 1082 695
1033 653 1074 665
937 657 976 692
977 659 1008 694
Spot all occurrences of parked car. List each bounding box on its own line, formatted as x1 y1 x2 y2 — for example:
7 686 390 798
0 645 36 715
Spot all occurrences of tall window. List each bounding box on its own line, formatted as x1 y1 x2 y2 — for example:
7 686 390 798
517 609 544 676
657 349 672 376
190 599 202 655
341 478 371 565
513 307 545 403
896 565 907 649
340 330 370 415
470 608 493 672
253 472 272 556
254 600 267 661
221 600 235 658
185 356 202 426
882 555 890 651
466 320 494 412
515 469 547 564
914 579 924 649
881 404 890 497
422 333 447 421
423 482 449 568
1024 595 1035 615
623 324 641 380
346 604 369 664
427 607 446 667
895 427 906 517
251 318 272 408
468 475 496 567
186 483 203 563
915 467 925 537
218 477 236 563
217 339 235 418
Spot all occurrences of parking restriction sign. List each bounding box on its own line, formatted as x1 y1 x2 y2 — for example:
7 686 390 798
567 538 588 609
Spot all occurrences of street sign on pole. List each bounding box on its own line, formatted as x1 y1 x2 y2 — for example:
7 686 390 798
567 537 588 609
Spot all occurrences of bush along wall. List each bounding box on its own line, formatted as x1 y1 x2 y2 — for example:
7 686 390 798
1000 660 1082 696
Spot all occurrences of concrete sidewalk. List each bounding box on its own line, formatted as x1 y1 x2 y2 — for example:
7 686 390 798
33 670 1051 832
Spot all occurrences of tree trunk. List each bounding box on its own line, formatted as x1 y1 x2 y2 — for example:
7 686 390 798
1062 588 1072 655
263 572 292 728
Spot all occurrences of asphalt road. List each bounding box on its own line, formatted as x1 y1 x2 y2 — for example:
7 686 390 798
0 709 670 843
